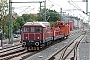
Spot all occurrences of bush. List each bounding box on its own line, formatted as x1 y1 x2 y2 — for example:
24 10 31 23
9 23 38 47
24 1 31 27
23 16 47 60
50 21 55 27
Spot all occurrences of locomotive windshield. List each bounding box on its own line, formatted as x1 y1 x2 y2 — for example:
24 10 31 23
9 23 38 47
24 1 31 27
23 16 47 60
36 27 42 33
31 27 34 33
24 27 29 32
23 26 42 33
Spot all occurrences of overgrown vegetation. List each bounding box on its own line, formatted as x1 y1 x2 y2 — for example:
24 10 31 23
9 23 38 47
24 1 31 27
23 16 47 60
0 0 8 38
0 1 62 38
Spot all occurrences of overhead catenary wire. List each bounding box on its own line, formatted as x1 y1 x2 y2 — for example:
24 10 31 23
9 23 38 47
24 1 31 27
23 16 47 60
48 0 64 9
68 0 89 16
48 0 75 11
13 6 31 9
68 1 81 11
47 4 54 9
25 8 35 14
70 0 86 13
19 6 31 14
12 1 45 16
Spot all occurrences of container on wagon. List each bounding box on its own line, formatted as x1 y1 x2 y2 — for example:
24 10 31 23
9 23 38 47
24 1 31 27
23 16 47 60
69 22 74 31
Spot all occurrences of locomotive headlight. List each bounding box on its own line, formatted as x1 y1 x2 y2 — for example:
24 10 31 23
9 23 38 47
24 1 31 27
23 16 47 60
26 37 28 39
35 42 39 46
37 37 39 39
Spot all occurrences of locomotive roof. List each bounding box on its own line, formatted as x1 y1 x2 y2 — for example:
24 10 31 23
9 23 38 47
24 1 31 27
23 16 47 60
24 22 50 27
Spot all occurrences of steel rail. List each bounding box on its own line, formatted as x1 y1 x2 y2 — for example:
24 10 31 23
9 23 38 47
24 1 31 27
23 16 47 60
45 32 84 60
0 30 82 60
0 43 21 50
61 35 85 60
12 31 84 60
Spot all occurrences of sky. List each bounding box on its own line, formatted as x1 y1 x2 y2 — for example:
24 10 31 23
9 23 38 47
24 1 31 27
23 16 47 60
10 0 90 22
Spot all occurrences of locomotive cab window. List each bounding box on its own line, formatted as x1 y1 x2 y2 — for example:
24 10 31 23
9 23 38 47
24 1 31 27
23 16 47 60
36 27 42 33
31 27 34 33
24 27 29 32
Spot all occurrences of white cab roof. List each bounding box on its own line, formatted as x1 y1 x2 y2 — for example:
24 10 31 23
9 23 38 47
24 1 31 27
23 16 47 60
24 22 50 27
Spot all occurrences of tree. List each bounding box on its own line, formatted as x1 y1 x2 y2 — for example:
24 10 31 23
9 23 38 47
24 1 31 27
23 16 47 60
22 14 30 22
22 14 36 22
15 16 25 29
36 13 43 21
46 9 59 22
50 21 55 27
36 8 60 22
0 0 8 38
12 20 20 33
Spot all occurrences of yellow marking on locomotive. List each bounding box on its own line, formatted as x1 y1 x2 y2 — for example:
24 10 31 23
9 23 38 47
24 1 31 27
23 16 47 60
28 47 30 50
34 47 36 50
37 47 39 50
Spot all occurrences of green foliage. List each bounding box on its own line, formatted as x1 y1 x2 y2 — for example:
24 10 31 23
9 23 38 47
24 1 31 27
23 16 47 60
12 8 61 34
83 23 89 27
0 0 8 38
16 16 25 29
46 9 59 22
12 16 26 33
4 26 8 38
22 14 30 22
22 14 36 22
13 14 37 33
0 1 61 38
50 21 56 27
12 20 20 33
36 13 43 21
37 8 60 22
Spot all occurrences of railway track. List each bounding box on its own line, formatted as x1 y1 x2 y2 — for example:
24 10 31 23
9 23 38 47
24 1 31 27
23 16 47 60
69 30 83 37
0 44 25 60
0 43 21 50
20 30 83 60
13 30 82 60
45 32 86 60
0 30 82 60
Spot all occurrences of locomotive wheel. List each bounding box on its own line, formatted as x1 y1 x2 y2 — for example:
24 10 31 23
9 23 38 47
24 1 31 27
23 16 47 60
47 41 52 46
45 42 47 47
50 41 53 45
47 42 49 46
66 35 69 39
40 43 45 49
62 37 65 39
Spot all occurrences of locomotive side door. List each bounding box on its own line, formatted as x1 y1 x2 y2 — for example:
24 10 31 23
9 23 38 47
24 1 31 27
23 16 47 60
29 27 35 40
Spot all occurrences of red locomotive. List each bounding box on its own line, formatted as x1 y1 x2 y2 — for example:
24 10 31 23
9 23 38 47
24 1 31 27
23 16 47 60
20 21 70 51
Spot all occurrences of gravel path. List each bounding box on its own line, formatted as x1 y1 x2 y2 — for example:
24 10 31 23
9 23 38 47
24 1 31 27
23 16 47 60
79 33 90 60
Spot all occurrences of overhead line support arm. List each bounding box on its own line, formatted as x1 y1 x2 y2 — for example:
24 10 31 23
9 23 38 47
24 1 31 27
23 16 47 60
10 1 45 3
